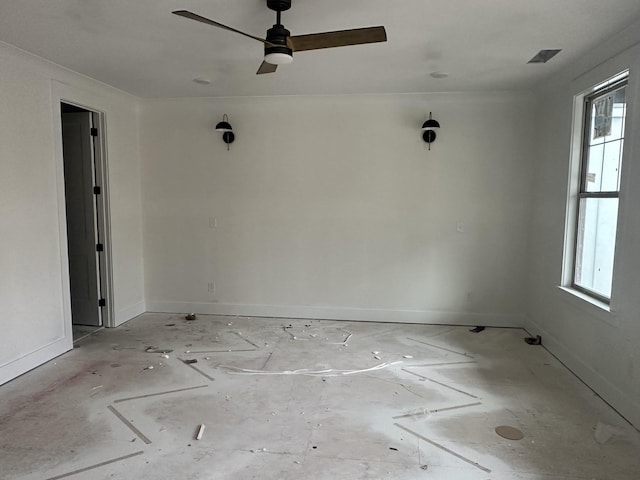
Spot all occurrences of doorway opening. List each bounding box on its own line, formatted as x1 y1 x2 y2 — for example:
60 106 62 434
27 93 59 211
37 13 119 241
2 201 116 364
60 102 112 340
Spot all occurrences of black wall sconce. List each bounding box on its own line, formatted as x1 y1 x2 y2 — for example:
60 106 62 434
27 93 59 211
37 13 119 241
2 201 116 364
421 112 440 150
215 114 235 150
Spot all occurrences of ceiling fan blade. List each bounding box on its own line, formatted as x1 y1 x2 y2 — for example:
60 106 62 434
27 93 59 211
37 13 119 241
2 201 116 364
172 10 267 44
257 61 278 75
288 26 387 52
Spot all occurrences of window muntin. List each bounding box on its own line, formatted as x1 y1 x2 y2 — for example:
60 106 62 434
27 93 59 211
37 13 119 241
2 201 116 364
572 77 627 302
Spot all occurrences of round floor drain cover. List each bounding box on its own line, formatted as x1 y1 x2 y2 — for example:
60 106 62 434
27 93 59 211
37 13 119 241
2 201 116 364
495 425 524 440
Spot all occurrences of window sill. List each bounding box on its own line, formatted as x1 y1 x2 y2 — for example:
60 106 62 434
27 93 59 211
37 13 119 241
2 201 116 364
556 286 618 327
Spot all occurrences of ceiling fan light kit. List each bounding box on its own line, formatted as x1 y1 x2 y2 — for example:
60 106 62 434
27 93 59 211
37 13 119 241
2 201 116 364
264 51 293 65
421 112 440 150
264 23 293 65
173 0 387 75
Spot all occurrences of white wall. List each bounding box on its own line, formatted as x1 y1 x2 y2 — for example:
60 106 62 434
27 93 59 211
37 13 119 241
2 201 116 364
527 19 640 428
0 42 145 385
141 92 535 325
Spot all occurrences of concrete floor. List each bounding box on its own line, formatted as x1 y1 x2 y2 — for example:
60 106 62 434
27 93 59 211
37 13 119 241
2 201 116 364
72 324 103 343
1 314 639 480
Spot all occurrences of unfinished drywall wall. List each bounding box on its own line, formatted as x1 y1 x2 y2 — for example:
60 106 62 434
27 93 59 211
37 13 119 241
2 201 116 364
0 42 145 385
140 92 535 325
527 20 640 428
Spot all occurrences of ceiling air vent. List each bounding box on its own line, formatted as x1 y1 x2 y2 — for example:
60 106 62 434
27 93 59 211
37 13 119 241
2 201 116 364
528 49 562 64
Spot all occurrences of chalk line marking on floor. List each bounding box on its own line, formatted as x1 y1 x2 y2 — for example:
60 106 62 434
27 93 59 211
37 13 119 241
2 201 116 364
188 349 257 354
394 423 491 473
113 384 209 404
261 352 274 370
392 402 482 419
360 373 430 400
406 337 475 359
45 451 144 480
178 358 216 381
407 360 477 367
107 406 152 444
401 369 479 399
233 331 261 349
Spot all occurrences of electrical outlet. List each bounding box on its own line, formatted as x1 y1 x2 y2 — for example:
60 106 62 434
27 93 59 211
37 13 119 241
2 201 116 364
209 217 217 229
456 221 464 233
207 282 215 293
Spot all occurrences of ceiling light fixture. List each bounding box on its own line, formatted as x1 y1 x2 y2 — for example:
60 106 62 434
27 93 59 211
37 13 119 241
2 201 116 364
215 114 235 150
421 112 440 150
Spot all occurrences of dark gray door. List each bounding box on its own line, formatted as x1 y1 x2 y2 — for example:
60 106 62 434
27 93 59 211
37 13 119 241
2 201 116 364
62 111 101 327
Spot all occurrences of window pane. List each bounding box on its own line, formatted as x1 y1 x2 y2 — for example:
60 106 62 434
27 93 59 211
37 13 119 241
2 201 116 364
585 85 626 193
601 139 623 191
585 143 604 191
574 197 619 298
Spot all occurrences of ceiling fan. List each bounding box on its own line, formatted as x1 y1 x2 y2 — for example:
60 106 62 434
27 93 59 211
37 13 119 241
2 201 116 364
173 0 387 75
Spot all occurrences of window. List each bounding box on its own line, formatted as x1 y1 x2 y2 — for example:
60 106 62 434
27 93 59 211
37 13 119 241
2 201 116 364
571 73 628 303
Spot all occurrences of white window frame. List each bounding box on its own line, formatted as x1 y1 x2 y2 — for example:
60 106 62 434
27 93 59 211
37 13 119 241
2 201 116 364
563 71 628 306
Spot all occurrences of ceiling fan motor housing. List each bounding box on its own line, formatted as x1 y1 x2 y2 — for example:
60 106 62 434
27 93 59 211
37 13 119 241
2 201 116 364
265 24 293 62
267 0 291 12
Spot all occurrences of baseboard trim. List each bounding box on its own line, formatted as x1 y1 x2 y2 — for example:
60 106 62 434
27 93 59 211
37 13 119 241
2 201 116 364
146 301 526 327
526 317 640 429
0 336 72 386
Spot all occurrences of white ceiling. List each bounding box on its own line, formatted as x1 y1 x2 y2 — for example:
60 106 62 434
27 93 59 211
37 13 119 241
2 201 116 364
1 0 639 98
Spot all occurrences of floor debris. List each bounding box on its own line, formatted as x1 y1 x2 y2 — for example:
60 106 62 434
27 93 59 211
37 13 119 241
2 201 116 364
145 347 173 354
185 313 196 321
184 359 198 364
525 335 542 345
195 424 206 440
469 326 486 333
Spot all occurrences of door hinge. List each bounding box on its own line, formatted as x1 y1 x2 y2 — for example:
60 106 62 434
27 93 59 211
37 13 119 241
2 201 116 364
90 127 98 137
96 243 104 252
93 186 101 195
98 298 106 307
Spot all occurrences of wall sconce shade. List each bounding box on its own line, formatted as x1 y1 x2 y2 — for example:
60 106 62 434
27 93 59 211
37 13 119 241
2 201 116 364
215 121 233 132
421 112 440 150
215 114 235 150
